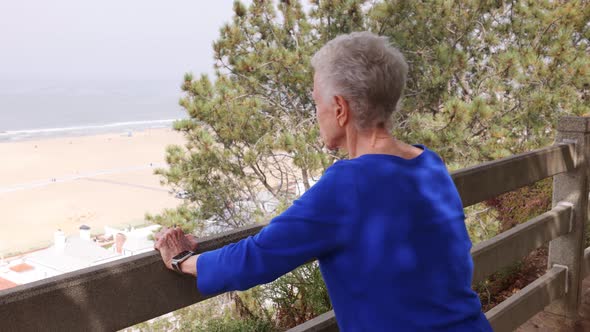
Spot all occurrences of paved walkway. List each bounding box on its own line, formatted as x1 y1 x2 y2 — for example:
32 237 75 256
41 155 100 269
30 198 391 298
517 278 590 331
0 163 165 194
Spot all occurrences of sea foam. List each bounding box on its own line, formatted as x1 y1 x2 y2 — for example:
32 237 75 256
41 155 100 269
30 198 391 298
0 119 178 142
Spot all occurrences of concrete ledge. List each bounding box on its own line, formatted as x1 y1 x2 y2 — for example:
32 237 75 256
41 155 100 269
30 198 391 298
0 224 264 332
286 310 338 332
486 266 567 332
452 143 575 207
472 203 573 284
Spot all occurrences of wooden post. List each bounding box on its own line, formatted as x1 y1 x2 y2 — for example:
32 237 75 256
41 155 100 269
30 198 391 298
546 116 590 318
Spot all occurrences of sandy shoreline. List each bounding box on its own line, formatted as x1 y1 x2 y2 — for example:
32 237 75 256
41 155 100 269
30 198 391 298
0 128 185 256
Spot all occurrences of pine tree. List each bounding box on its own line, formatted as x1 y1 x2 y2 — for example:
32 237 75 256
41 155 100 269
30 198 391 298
370 0 589 166
150 0 367 232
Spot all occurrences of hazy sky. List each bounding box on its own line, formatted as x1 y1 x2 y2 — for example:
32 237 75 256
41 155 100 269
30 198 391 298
0 0 247 82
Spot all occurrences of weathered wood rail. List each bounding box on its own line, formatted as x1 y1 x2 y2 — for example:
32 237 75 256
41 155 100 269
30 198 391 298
0 116 588 332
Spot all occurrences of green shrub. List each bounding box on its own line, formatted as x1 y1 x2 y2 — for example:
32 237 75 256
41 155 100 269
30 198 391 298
188 316 275 332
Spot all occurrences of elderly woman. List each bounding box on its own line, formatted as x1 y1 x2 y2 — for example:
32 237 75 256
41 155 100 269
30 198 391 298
155 31 492 331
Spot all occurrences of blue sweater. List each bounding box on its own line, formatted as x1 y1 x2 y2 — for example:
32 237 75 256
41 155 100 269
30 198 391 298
197 144 492 331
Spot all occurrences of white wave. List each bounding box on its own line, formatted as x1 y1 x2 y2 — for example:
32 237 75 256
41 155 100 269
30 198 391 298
0 119 179 136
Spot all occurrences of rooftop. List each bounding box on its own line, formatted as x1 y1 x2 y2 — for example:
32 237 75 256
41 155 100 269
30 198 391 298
26 237 119 273
0 277 17 291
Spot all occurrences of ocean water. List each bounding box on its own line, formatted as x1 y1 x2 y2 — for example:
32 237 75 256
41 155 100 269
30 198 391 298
0 79 188 142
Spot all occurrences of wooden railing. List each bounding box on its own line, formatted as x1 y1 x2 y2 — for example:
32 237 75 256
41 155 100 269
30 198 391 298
0 116 588 332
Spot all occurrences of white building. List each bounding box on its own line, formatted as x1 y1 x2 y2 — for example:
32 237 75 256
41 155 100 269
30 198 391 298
104 224 161 256
0 224 160 291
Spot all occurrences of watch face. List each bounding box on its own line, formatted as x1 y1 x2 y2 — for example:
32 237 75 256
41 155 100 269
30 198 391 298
173 251 193 260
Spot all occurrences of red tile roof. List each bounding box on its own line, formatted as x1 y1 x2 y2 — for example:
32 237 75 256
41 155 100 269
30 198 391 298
0 277 18 291
10 263 34 273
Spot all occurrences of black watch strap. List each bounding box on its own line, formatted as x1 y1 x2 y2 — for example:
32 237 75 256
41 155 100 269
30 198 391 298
171 250 196 274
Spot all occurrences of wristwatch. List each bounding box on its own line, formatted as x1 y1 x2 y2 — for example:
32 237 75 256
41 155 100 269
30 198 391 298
171 250 197 274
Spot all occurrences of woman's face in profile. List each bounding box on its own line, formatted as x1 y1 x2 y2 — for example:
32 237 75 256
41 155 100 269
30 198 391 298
312 74 342 151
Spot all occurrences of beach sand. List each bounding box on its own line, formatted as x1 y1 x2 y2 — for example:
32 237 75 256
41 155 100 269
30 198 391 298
0 128 185 255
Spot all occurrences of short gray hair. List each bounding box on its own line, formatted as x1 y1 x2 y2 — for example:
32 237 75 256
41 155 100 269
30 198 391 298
311 31 408 130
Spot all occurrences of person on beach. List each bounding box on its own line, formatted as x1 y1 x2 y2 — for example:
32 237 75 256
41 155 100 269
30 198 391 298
155 31 492 331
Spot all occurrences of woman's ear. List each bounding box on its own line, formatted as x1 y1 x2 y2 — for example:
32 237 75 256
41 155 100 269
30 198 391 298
333 95 349 127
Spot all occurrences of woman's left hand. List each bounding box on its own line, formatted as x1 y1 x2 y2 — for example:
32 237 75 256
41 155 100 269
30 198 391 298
154 226 197 271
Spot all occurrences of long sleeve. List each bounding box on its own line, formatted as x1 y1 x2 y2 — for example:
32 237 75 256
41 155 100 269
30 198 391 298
196 162 356 296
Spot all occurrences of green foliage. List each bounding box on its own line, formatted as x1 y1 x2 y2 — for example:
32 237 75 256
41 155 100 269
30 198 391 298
464 203 501 245
146 204 203 234
465 178 553 245
250 263 331 329
130 295 275 332
473 260 524 310
188 316 275 332
485 178 553 232
370 0 590 163
471 179 554 310
156 0 589 232
157 0 353 230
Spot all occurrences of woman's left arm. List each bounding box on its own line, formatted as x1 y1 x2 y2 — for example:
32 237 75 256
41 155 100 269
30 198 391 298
196 163 356 295
155 162 355 295
196 212 349 295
